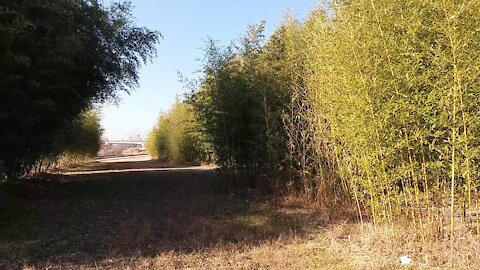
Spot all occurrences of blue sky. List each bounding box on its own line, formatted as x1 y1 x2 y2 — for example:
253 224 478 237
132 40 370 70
101 0 318 140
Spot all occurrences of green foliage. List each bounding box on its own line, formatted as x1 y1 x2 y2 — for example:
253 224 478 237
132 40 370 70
189 22 292 186
189 0 480 234
62 110 104 159
146 115 170 160
280 0 480 231
31 109 104 171
0 0 160 179
147 100 211 164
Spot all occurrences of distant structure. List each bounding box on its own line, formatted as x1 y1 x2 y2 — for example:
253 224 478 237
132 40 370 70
103 140 146 150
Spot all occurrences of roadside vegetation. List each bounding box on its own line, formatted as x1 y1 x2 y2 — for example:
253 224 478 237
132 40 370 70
0 0 160 179
30 110 104 173
169 0 480 257
146 99 212 164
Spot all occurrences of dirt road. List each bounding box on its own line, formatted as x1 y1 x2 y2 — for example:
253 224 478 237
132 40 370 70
95 154 152 163
0 158 345 269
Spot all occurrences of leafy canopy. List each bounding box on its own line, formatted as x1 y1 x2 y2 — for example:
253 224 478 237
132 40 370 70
0 0 160 178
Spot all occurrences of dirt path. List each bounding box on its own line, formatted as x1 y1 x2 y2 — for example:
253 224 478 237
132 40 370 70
0 158 346 269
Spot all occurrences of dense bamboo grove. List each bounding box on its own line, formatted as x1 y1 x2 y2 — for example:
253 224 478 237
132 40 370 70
0 0 159 179
146 100 211 163
34 110 104 171
296 0 480 236
146 0 480 238
187 22 297 190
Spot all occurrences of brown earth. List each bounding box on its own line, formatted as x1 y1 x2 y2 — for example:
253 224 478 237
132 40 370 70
3 156 477 269
0 157 345 269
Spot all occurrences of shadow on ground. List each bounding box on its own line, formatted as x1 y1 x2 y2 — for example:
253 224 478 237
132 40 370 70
0 160 327 269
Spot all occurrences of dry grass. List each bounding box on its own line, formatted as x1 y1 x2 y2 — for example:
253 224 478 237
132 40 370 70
319 222 480 270
17 216 479 269
2 159 480 269
69 240 346 270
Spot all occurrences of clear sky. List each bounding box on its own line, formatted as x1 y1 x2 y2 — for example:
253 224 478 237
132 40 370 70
101 0 318 140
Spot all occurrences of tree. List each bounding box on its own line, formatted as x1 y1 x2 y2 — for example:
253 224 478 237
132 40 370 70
63 110 103 159
189 22 294 188
0 0 160 179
